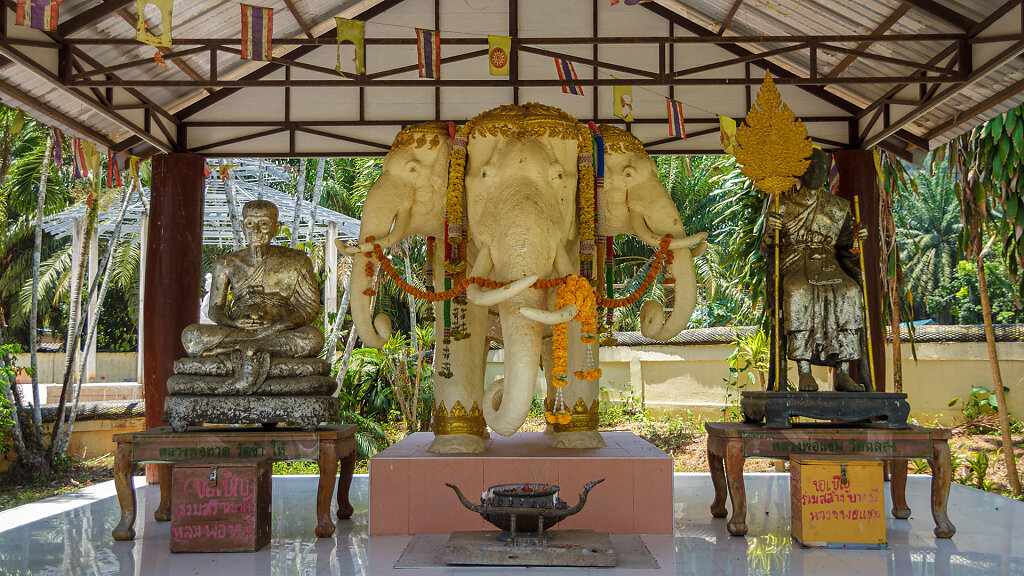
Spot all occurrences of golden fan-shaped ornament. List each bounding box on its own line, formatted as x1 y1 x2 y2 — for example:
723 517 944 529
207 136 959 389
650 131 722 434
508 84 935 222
733 72 814 196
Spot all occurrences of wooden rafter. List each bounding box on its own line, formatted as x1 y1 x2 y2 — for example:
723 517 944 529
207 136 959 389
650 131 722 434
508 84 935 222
0 78 114 145
282 0 314 39
717 0 745 36
902 0 977 30
826 3 911 78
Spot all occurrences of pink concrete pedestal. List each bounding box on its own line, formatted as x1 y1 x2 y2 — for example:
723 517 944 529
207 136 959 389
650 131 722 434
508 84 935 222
368 431 673 535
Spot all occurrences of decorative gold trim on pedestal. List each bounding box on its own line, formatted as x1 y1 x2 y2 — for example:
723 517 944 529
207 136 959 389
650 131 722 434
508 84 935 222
545 397 600 433
432 400 486 437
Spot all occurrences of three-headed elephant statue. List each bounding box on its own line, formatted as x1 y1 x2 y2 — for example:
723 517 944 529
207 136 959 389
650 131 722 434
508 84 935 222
347 105 705 454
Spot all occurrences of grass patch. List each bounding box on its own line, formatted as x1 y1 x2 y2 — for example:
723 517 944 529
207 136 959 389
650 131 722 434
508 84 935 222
0 454 115 512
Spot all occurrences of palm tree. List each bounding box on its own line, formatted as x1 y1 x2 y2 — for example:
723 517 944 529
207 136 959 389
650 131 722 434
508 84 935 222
894 157 962 322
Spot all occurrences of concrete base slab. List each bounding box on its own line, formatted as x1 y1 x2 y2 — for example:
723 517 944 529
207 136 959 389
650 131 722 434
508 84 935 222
442 530 615 566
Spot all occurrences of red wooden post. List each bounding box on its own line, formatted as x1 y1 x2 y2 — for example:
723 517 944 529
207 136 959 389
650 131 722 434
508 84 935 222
144 153 204 481
833 150 886 392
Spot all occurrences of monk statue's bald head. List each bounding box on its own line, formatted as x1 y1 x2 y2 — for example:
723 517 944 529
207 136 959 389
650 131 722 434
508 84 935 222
242 200 279 221
242 200 281 249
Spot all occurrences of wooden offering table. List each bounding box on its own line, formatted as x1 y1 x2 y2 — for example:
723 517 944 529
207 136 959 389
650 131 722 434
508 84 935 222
705 422 955 539
111 425 357 541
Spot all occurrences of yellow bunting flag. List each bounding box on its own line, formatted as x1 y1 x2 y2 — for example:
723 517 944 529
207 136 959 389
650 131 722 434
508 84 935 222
335 17 365 76
129 156 142 189
488 35 511 76
136 0 173 48
81 141 101 177
613 86 634 122
719 115 737 156
8 111 24 135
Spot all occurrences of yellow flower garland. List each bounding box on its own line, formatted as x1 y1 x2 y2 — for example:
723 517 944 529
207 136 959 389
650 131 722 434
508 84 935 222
546 275 602 425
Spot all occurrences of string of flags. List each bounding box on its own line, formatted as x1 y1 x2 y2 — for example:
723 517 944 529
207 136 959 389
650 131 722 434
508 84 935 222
16 0 724 145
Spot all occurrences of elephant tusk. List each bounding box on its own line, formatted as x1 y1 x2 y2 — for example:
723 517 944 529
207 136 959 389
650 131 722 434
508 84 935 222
520 304 578 325
467 274 538 307
343 241 376 255
668 231 708 251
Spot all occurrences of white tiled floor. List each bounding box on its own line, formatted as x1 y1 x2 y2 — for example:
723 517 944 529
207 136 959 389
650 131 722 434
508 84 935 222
0 473 1020 575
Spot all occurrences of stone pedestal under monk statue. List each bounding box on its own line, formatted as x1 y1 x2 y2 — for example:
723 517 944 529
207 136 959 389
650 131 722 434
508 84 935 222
764 149 869 392
164 200 338 431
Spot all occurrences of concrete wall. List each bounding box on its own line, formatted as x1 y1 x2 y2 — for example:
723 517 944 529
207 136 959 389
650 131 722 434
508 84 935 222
13 352 137 384
0 417 146 474
486 341 1024 426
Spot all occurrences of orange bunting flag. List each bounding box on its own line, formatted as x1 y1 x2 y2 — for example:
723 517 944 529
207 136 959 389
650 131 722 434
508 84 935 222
240 4 273 62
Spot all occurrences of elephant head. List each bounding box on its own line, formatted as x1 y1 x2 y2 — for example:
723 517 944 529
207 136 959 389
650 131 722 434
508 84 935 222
598 125 706 341
346 122 452 348
463 104 587 436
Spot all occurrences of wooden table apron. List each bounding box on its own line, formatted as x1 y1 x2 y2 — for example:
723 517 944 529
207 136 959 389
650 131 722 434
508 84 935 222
705 422 956 539
111 425 358 541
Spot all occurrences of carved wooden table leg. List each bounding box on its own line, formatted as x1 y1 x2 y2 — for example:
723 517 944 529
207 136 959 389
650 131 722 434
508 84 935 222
112 441 137 541
336 449 356 519
929 439 956 538
890 458 911 519
724 439 748 536
316 439 339 537
154 463 172 522
708 444 728 519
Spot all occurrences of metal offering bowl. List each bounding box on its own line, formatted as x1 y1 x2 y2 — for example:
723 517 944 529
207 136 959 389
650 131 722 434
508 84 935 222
446 479 605 540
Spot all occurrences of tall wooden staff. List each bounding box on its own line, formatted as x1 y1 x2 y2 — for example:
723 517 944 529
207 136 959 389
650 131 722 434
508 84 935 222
853 196 876 390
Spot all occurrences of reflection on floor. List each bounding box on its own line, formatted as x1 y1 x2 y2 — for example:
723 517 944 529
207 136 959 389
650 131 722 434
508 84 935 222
0 473 1020 575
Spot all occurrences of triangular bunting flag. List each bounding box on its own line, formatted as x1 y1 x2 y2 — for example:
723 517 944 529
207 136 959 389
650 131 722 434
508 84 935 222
610 0 653 4
335 18 365 76
71 137 83 178
666 98 686 139
829 153 840 196
488 36 511 76
416 29 441 79
136 0 174 48
16 0 61 32
240 4 273 62
130 156 143 189
614 86 634 122
554 58 583 96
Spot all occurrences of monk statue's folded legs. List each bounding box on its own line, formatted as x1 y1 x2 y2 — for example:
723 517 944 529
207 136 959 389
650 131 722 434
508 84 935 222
181 324 324 358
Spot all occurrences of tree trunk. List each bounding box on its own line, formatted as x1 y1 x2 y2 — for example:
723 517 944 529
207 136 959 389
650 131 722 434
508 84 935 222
0 319 28 457
58 184 136 454
29 134 53 445
976 248 1021 495
305 159 326 245
291 159 307 249
889 283 903 393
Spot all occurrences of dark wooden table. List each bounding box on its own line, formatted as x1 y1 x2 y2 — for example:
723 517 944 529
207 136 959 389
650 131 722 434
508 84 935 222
111 425 357 541
705 421 955 538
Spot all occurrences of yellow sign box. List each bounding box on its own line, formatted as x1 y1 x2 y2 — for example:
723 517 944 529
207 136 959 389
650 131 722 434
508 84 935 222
790 456 886 548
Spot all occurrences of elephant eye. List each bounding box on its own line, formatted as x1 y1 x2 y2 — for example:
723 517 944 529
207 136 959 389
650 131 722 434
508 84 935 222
406 160 420 174
555 172 563 180
624 167 635 178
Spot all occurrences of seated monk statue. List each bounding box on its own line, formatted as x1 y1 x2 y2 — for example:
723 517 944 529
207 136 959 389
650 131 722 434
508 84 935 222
180 200 324 392
764 149 869 393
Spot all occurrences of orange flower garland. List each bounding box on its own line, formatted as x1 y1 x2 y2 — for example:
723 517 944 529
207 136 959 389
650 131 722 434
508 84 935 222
545 275 601 425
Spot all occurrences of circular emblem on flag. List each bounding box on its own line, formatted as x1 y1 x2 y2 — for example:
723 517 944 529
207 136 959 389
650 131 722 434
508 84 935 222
489 47 508 69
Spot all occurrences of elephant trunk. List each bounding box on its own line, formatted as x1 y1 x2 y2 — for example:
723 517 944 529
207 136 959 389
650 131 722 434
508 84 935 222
640 243 698 341
349 258 393 349
483 282 546 436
